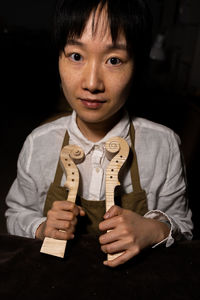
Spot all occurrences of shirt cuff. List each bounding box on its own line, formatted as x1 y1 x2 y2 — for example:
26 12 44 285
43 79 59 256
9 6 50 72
144 210 175 248
30 217 47 239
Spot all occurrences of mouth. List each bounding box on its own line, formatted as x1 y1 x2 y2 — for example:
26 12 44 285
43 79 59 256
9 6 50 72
79 98 107 109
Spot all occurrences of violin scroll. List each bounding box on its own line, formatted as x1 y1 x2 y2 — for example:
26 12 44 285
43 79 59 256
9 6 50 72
105 137 130 211
60 145 84 195
105 137 130 261
40 144 84 258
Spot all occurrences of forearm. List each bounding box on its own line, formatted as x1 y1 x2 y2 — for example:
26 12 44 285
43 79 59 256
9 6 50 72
6 209 46 239
144 218 170 246
5 175 46 239
144 209 193 247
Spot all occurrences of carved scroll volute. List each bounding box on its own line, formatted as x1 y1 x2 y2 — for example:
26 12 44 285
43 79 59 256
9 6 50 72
105 137 130 261
105 137 130 211
60 145 85 203
40 145 84 258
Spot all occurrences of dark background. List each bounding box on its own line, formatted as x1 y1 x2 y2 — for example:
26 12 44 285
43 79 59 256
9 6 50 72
0 0 200 238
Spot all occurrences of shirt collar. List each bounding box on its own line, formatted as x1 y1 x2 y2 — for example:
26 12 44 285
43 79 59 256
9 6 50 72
68 110 130 156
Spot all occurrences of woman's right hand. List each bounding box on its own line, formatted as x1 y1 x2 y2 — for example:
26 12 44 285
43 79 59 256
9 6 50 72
35 200 85 240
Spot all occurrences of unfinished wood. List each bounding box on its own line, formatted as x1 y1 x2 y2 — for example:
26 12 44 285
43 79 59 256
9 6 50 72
105 137 130 261
40 145 84 258
40 237 67 258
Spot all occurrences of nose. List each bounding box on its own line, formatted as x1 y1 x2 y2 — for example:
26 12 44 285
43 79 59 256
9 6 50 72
81 60 105 93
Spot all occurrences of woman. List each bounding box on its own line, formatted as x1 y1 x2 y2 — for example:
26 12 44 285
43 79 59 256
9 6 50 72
5 0 193 267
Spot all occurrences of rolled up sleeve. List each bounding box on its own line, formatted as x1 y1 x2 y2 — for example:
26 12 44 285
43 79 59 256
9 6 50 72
5 136 46 238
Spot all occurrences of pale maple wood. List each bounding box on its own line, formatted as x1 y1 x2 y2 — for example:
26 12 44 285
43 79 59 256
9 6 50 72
40 145 84 258
105 137 130 261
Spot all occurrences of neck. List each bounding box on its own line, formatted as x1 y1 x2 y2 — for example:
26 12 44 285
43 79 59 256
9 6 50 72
76 110 124 142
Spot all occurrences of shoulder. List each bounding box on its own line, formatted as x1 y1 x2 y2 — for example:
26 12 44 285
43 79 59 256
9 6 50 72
30 114 72 140
132 117 181 151
18 114 72 172
132 117 176 135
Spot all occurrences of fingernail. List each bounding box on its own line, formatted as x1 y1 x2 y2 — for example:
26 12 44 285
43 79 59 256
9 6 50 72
104 212 110 219
103 261 108 266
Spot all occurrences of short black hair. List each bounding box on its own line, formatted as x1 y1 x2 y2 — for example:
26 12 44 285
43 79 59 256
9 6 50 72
54 0 153 109
55 0 152 61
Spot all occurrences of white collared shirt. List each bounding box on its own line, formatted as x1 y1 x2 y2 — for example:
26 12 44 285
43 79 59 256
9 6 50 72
5 111 193 246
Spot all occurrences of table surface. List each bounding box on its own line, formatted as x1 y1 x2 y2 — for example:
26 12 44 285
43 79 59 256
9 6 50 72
0 234 200 300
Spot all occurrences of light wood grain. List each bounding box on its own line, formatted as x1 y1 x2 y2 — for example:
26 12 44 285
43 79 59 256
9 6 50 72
105 137 130 261
40 145 84 258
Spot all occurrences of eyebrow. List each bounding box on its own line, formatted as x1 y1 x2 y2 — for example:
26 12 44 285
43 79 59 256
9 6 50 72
66 39 127 51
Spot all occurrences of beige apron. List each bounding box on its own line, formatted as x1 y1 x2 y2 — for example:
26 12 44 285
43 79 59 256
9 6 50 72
43 122 148 236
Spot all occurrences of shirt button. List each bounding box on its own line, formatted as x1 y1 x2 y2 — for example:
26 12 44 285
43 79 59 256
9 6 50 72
96 167 100 173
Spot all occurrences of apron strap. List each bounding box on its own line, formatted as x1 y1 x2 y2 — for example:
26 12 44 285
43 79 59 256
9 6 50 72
53 129 70 186
129 121 143 193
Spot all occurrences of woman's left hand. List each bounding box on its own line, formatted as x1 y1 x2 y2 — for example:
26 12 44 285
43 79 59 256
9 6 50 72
99 205 170 267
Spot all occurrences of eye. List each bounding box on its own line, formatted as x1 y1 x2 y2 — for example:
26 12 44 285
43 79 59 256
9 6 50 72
107 57 121 65
70 53 82 61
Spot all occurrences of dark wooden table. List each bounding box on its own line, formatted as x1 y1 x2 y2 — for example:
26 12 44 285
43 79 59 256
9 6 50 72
0 234 200 299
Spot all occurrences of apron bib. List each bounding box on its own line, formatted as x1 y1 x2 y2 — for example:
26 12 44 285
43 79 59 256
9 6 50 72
43 122 148 236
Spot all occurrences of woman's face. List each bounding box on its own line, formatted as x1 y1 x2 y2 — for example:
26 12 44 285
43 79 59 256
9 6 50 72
59 7 134 132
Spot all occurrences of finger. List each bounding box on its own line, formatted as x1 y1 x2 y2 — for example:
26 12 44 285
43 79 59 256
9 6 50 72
52 200 75 211
66 203 86 218
51 203 83 220
99 228 120 245
44 226 75 240
56 219 77 231
104 205 123 219
52 201 80 216
48 210 76 223
45 219 77 235
53 229 75 240
99 217 118 231
64 202 80 216
100 239 125 254
59 210 77 221
99 213 125 231
103 247 140 268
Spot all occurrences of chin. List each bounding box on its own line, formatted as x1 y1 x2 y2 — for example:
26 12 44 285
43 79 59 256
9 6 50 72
81 116 105 125
78 111 106 123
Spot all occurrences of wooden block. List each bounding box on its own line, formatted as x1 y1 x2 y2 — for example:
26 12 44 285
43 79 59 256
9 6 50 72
40 237 67 258
107 252 125 261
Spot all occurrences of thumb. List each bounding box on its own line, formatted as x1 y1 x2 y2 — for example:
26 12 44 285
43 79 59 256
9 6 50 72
78 205 86 217
103 205 122 219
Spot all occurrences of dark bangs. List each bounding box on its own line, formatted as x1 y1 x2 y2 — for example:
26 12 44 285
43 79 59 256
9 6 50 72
54 0 153 63
54 0 103 53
